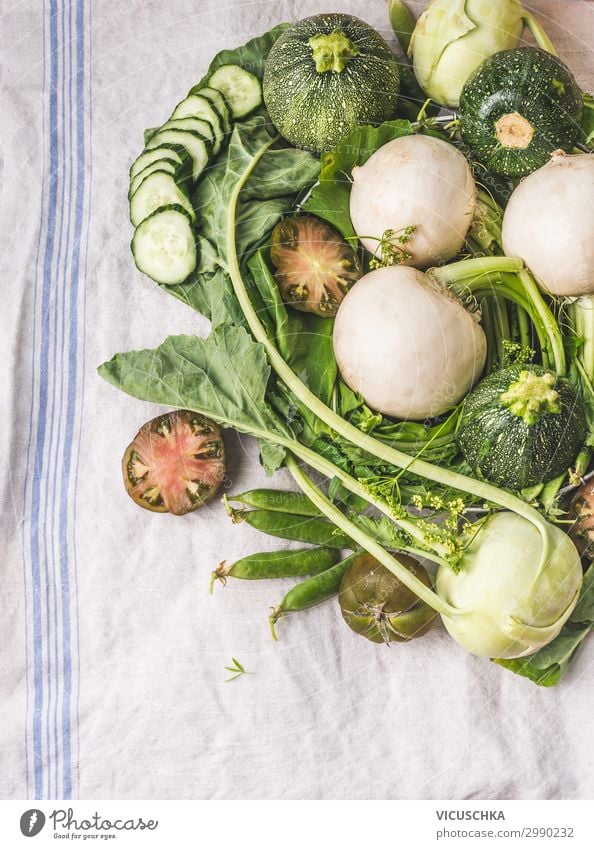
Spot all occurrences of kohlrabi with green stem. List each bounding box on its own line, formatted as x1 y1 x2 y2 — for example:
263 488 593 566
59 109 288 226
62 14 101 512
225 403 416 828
286 456 582 659
407 0 556 108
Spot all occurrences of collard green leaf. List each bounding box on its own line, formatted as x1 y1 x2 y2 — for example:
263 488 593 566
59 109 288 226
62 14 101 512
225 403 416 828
98 325 293 447
494 626 591 688
303 119 415 238
568 561 594 625
495 563 594 686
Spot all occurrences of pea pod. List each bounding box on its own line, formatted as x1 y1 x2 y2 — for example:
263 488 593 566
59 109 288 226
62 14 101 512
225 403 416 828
227 506 354 549
210 546 340 593
269 551 361 640
225 489 320 516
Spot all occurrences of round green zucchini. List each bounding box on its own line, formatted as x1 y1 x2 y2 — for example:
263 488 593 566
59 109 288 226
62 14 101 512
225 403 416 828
263 13 400 152
457 365 586 490
459 47 583 177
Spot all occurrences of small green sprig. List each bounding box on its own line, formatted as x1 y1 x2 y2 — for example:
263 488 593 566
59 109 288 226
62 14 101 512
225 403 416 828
347 226 417 269
224 657 251 682
360 474 407 516
369 226 417 269
410 493 475 570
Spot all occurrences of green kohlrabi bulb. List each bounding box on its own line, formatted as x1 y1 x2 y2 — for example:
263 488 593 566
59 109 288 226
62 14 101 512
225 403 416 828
437 512 582 659
409 0 552 108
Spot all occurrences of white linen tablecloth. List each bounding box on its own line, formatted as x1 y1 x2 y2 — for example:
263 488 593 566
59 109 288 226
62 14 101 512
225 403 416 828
1 0 593 800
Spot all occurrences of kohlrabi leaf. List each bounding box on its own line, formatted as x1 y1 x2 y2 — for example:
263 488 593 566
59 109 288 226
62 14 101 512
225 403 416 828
494 626 591 687
98 325 294 448
303 119 415 238
495 562 594 686
160 117 319 327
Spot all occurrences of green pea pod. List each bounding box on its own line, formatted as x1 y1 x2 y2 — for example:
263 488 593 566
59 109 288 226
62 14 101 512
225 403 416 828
269 551 361 640
210 546 340 592
225 489 320 516
229 507 354 549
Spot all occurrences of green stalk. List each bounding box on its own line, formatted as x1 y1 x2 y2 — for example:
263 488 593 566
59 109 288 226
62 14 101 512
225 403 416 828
225 140 553 553
285 455 456 617
517 304 531 350
481 298 496 373
491 296 510 364
522 12 557 55
431 256 524 284
571 296 594 381
288 440 450 566
518 270 566 375
448 268 565 374
471 284 550 367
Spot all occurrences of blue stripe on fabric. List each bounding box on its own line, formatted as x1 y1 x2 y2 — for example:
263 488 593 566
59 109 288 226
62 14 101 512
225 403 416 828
46 0 69 799
23 0 50 799
51 0 74 798
31 0 60 800
59 0 88 800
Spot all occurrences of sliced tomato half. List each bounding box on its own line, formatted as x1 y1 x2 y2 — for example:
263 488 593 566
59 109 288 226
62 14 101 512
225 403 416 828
122 410 226 515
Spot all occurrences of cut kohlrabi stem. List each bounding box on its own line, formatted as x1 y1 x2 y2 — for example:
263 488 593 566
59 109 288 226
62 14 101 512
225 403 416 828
388 0 416 55
225 140 554 552
285 455 457 617
521 11 557 55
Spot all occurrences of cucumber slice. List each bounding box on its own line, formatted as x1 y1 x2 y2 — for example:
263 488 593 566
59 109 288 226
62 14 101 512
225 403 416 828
132 205 197 285
130 146 185 181
129 159 177 198
159 118 214 151
145 129 209 183
129 170 195 227
189 85 232 133
208 64 262 119
171 95 225 154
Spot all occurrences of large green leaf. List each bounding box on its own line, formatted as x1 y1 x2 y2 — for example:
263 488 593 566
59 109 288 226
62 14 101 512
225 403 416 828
98 325 293 446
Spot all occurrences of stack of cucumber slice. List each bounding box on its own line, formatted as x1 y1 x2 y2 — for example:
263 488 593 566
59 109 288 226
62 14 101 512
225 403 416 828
129 65 262 285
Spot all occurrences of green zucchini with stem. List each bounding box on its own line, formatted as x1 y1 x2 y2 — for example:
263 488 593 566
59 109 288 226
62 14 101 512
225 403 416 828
263 13 400 152
457 365 587 490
